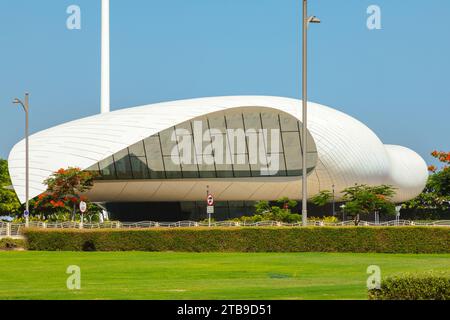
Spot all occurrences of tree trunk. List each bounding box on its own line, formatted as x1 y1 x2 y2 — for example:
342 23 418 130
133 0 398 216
354 214 360 226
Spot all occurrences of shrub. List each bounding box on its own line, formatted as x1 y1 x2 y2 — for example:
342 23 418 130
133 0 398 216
369 272 450 300
0 238 26 250
308 216 339 223
23 226 450 253
232 198 302 223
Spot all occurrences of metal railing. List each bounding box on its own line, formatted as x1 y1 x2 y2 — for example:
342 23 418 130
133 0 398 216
1 219 449 238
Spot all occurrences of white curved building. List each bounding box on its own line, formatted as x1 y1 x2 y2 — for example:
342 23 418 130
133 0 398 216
8 96 428 220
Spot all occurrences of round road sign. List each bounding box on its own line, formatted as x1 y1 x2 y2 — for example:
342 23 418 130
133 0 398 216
79 201 87 213
206 194 214 206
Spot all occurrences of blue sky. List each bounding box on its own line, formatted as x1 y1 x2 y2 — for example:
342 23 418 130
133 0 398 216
1 0 449 166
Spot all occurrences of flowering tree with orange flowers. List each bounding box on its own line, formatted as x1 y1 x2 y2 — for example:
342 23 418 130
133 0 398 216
33 167 97 221
404 150 450 213
341 184 396 218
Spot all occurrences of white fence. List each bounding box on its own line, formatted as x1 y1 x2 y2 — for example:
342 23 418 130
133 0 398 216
1 219 450 238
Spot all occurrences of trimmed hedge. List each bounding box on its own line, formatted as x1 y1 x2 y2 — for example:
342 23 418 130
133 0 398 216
23 226 450 253
369 273 450 300
0 238 26 250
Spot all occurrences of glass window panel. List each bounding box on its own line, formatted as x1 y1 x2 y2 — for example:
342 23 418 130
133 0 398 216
130 155 149 179
243 112 262 130
214 201 228 208
149 170 165 179
86 163 100 176
246 132 266 166
227 129 247 155
282 132 301 151
159 128 179 156
180 202 196 210
215 164 234 178
225 113 244 130
208 115 226 133
282 132 302 176
203 131 214 156
264 153 287 176
192 119 213 156
250 162 264 177
250 147 269 177
144 135 165 178
261 112 280 129
175 121 192 135
306 128 317 153
279 113 299 132
197 154 216 178
231 153 248 166
228 201 244 207
211 133 233 178
128 141 145 157
227 201 246 218
191 117 209 150
181 162 199 178
213 205 230 220
264 128 283 154
209 129 225 152
180 202 197 216
176 134 196 165
297 123 318 153
114 149 133 179
232 162 251 177
163 156 182 179
99 156 116 179
306 152 318 170
211 133 230 164
244 201 256 208
198 168 216 178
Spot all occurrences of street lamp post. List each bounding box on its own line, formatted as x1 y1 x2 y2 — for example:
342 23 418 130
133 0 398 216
340 204 346 224
13 93 30 227
332 184 336 216
301 0 320 226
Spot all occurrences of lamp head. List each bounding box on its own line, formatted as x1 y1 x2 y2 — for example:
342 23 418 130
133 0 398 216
308 16 321 24
12 98 20 104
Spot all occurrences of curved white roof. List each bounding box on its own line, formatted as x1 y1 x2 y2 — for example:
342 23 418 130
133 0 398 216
8 96 428 203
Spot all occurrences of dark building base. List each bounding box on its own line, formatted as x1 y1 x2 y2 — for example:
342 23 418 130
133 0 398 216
105 201 450 223
105 201 256 222
105 201 342 222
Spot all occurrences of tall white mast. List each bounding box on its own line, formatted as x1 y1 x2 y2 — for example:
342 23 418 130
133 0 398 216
101 0 110 113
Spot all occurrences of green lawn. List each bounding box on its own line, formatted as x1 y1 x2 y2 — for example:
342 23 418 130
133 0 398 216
0 251 449 300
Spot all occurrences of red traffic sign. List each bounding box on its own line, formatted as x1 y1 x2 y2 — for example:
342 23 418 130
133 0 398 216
206 194 214 206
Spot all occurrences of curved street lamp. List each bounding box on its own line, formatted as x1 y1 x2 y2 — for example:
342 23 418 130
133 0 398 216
12 93 30 227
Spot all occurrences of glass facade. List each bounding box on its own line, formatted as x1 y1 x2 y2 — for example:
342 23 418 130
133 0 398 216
87 110 318 180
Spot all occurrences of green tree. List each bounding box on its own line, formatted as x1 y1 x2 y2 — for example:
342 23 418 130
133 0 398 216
243 198 301 223
276 197 298 210
254 200 271 215
0 159 21 216
404 151 450 214
341 184 396 224
311 190 333 207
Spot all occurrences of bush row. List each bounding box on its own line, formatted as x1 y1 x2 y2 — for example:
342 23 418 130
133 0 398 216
0 238 26 250
23 226 450 253
369 273 450 300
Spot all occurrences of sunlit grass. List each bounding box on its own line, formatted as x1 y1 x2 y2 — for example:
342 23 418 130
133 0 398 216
0 251 449 300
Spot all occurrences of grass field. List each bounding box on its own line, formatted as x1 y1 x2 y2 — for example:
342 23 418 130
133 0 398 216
0 251 449 300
